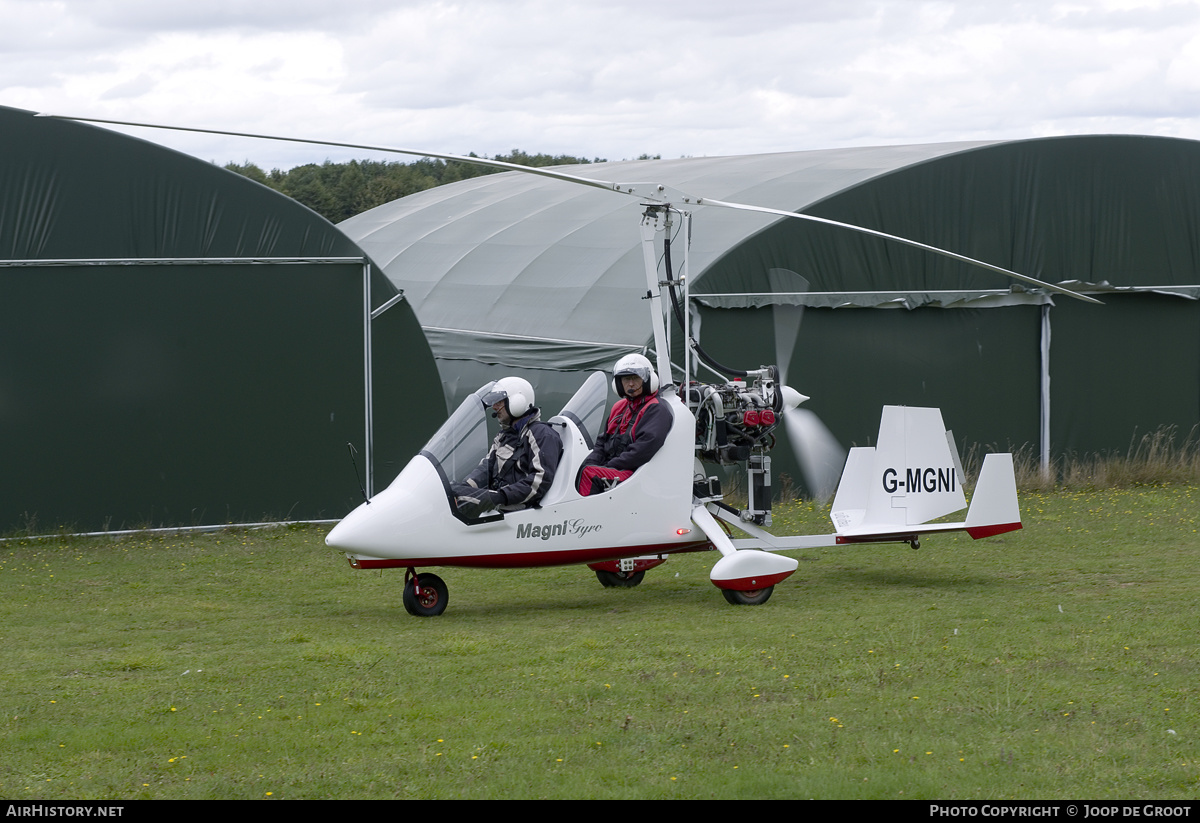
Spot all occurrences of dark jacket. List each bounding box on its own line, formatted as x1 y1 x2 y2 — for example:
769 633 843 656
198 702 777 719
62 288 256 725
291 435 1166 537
582 392 671 472
457 407 562 509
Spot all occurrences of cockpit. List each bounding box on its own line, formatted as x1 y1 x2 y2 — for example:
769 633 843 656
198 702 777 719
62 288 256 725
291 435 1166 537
419 372 610 522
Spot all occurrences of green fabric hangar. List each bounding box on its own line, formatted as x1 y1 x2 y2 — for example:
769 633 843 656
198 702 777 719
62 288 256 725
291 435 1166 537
0 106 442 533
342 136 1200 495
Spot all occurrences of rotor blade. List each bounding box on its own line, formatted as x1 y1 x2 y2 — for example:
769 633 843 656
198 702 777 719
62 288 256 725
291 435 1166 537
39 113 1102 304
35 113 625 196
696 197 1103 305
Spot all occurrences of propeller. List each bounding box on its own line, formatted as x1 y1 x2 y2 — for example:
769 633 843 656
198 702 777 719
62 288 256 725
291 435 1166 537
38 113 1103 306
769 269 847 502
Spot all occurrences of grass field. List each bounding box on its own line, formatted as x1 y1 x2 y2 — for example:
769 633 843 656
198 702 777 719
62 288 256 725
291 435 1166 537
2 485 1197 799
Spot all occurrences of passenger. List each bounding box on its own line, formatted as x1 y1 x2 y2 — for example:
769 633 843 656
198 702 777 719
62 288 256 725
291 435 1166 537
451 377 562 518
577 354 671 496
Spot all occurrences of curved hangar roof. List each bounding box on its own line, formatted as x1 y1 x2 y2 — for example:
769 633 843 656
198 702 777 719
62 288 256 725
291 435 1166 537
340 141 997 368
341 135 1200 374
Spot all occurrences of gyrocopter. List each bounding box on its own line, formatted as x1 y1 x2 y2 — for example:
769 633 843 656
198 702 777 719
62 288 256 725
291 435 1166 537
44 114 1101 616
322 197 1045 616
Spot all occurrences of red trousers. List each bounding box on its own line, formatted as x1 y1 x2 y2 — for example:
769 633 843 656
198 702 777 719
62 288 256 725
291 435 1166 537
577 465 633 496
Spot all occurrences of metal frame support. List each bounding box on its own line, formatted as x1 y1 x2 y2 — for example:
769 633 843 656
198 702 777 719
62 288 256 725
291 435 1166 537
1039 303 1052 480
363 260 375 498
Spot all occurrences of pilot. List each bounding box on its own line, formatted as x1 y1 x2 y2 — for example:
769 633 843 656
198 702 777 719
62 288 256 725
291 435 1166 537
576 353 671 496
451 376 562 518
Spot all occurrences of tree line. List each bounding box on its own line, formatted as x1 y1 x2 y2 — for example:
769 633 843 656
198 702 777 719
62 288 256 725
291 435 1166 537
224 150 658 224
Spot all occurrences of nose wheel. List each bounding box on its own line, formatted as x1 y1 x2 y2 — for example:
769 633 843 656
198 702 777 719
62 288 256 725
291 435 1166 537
721 586 774 606
403 571 448 617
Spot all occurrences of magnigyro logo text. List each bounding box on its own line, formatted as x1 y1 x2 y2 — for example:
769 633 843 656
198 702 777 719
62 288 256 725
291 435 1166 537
882 467 957 494
516 519 602 541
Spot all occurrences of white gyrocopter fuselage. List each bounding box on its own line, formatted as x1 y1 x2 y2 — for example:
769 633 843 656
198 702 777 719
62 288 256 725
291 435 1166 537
325 366 1024 616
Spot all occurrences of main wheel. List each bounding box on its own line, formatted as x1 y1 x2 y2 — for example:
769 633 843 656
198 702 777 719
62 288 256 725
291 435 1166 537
721 585 774 606
595 569 645 588
403 572 449 617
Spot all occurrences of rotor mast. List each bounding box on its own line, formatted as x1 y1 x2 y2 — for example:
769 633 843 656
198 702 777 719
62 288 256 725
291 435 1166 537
639 204 678 394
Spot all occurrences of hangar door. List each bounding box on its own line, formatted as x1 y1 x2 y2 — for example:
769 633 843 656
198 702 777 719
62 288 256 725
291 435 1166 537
0 257 379 532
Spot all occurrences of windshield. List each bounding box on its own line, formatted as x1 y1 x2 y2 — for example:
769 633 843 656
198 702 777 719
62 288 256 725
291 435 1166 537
420 374 610 486
557 371 608 448
418 374 610 523
420 381 494 486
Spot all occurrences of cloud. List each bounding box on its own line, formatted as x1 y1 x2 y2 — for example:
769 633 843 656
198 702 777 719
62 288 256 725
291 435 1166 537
4 0 1200 169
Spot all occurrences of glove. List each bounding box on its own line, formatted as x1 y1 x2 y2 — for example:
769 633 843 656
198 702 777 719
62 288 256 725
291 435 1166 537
455 488 504 518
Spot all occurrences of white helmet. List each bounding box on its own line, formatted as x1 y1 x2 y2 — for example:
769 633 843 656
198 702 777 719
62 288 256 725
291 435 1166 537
611 353 659 398
482 376 535 418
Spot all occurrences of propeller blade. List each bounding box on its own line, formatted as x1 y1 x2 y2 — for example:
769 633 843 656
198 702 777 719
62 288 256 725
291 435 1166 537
784 408 847 503
769 268 807 383
41 113 1102 305
766 268 845 502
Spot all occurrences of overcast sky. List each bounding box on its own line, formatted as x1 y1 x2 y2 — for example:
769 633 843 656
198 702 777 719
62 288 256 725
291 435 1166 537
7 0 1200 171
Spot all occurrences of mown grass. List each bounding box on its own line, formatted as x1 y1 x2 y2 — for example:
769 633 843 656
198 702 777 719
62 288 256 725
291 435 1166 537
2 485 1198 799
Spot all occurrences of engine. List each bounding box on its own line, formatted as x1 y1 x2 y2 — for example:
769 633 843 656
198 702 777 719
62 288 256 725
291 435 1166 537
685 366 790 526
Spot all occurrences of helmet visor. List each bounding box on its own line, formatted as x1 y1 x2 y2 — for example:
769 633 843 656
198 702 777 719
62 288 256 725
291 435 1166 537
480 388 508 407
614 365 651 384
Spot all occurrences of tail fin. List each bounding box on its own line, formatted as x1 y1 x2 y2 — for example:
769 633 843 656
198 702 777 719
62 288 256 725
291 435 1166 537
829 406 1022 542
830 406 966 535
964 452 1022 538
